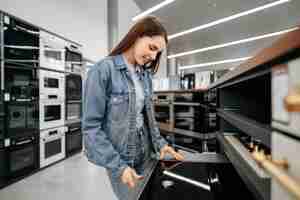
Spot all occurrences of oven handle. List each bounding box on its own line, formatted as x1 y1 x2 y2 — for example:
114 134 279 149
70 128 80 132
42 134 64 142
15 139 33 146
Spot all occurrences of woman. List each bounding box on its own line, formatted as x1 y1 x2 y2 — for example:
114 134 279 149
83 16 184 200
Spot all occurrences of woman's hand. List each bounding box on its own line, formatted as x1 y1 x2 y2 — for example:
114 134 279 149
159 145 184 161
121 167 144 189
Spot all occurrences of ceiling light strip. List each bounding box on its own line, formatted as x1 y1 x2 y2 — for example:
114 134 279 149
179 57 252 70
132 0 176 21
168 27 298 59
169 0 291 40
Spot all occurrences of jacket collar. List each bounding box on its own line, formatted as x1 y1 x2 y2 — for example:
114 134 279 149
112 54 146 75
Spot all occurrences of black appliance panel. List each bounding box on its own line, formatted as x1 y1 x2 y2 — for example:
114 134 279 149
66 74 82 100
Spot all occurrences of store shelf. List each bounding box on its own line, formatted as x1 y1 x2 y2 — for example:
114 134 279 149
217 109 271 148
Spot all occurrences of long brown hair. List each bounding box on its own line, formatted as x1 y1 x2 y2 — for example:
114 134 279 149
109 16 168 74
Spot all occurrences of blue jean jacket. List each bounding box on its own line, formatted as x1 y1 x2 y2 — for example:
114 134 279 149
82 54 168 179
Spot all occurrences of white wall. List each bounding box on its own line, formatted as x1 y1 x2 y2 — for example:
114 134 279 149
0 0 107 62
118 0 167 78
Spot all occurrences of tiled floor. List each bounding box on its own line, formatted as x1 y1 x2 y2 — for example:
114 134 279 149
0 153 117 200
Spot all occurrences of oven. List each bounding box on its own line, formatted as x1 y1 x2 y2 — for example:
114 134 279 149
66 101 81 124
7 135 39 178
0 140 8 185
6 101 39 138
40 126 66 168
40 31 65 71
40 100 65 130
66 74 82 101
65 44 82 73
4 47 39 63
39 69 65 101
66 123 82 157
5 63 38 101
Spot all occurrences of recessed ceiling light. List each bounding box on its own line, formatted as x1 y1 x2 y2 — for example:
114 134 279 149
132 0 176 21
168 27 298 59
169 0 291 40
179 57 251 70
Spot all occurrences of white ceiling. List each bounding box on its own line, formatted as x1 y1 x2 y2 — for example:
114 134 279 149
133 0 300 72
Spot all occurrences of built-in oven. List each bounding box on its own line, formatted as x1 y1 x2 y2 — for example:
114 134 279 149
7 135 39 178
66 101 81 124
66 123 82 157
3 15 39 47
5 63 38 102
40 31 65 71
39 69 65 101
65 43 82 73
40 100 65 130
40 126 66 168
6 101 39 138
3 15 39 64
66 73 82 101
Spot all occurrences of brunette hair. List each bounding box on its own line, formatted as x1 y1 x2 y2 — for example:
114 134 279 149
109 16 168 73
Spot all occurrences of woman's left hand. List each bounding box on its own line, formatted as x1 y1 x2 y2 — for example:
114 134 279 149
159 145 184 161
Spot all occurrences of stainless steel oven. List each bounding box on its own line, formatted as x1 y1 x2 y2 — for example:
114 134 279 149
40 100 65 130
66 101 81 124
66 74 82 101
6 101 39 138
66 123 82 157
39 69 65 101
40 31 65 71
40 126 66 168
5 63 38 102
65 43 82 73
7 135 39 178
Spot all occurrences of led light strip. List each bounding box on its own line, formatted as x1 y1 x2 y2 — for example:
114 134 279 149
169 0 291 40
168 27 298 59
179 57 252 70
132 0 176 21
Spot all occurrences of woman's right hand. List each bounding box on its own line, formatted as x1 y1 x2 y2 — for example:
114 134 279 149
121 167 144 189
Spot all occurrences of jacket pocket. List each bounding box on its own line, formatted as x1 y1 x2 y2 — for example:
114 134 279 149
109 94 129 122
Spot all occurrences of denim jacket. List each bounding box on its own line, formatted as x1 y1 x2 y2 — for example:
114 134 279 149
82 54 168 179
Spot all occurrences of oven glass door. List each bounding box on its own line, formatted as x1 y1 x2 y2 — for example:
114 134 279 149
45 138 62 159
44 105 61 122
8 141 37 174
7 102 39 137
4 47 39 61
66 128 82 154
5 65 38 101
66 74 82 100
66 102 81 122
44 77 59 88
0 148 7 179
65 48 82 63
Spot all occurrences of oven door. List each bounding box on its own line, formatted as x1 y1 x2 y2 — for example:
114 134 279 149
66 74 82 101
40 100 65 130
66 125 82 156
7 137 38 177
40 31 65 71
5 64 38 101
66 101 81 124
65 46 82 73
4 47 39 63
6 101 39 138
0 145 8 184
40 127 66 168
39 70 65 101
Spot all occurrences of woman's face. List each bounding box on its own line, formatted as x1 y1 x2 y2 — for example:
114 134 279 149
133 35 166 66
